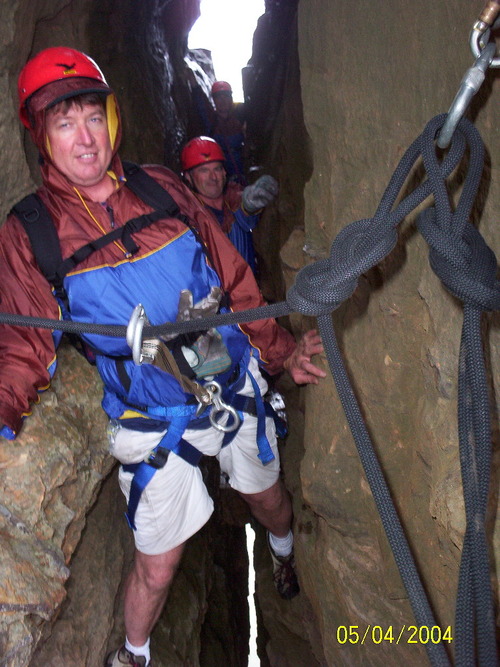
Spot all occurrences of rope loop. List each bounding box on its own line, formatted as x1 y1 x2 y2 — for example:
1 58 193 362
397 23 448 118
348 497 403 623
287 217 397 316
417 207 500 311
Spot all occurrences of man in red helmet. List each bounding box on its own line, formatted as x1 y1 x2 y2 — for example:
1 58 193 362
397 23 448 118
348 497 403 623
1 47 326 667
190 78 247 184
181 135 277 276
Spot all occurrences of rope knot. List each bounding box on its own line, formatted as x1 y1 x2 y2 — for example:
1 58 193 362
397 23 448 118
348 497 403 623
286 218 397 316
417 207 500 311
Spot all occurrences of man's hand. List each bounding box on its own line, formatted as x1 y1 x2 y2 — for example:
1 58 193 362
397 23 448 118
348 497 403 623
242 175 279 213
283 329 326 385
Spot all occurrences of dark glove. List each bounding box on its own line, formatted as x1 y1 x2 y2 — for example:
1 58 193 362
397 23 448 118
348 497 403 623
242 175 279 214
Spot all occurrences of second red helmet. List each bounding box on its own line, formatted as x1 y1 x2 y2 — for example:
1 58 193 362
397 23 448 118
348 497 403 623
181 136 225 171
211 81 232 96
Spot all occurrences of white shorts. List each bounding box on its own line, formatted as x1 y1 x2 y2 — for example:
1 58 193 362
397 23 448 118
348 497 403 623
108 357 281 555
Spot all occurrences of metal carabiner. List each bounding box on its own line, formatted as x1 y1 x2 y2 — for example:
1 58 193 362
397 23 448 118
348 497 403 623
126 304 162 365
437 41 496 148
205 381 240 433
470 3 500 67
126 304 152 365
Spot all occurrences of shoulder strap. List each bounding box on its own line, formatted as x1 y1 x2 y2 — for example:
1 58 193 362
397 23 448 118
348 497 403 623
11 163 226 305
123 162 226 294
122 161 187 221
11 193 66 298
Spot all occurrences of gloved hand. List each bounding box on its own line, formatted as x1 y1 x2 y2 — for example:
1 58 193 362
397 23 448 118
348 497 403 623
172 287 231 379
157 287 223 344
176 286 223 322
242 175 279 214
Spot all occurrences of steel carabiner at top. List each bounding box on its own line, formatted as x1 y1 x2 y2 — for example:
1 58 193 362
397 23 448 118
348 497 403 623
437 2 499 149
437 41 496 148
470 1 500 67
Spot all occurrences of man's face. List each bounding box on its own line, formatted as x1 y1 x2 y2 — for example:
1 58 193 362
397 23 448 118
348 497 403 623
213 92 233 116
45 101 113 190
188 161 226 200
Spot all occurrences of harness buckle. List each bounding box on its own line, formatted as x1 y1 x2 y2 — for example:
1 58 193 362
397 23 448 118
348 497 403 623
204 381 240 433
144 446 170 469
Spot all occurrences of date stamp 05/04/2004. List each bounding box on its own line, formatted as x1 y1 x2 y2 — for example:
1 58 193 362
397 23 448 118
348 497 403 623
336 625 453 645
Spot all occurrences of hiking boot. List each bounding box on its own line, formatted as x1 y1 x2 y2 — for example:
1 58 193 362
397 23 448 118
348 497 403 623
267 532 300 600
105 646 149 667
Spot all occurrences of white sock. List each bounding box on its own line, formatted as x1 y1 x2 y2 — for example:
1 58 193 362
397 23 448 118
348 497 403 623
125 637 151 665
268 529 293 557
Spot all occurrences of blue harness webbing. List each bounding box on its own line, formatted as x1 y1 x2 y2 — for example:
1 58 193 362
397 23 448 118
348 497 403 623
122 414 194 530
121 370 287 531
220 374 285 462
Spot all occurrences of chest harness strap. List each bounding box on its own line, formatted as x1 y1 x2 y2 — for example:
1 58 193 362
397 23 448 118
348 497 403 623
11 161 217 309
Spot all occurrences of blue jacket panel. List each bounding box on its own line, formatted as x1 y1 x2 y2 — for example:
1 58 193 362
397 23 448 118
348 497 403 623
64 226 250 417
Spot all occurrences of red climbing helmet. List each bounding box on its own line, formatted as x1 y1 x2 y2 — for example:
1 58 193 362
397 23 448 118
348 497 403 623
181 136 225 171
18 46 111 128
211 80 232 96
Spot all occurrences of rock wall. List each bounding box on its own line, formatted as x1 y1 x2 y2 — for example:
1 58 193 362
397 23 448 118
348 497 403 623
284 1 500 665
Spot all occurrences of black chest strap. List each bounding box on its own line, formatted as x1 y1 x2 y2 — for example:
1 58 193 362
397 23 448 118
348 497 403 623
11 163 191 299
11 193 65 298
11 162 229 313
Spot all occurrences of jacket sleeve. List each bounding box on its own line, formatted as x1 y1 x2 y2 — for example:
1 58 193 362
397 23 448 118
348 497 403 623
0 214 60 436
225 182 259 233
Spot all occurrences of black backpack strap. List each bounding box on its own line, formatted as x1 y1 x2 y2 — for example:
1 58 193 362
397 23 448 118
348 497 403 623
123 162 230 308
54 209 166 282
51 163 182 282
11 193 65 298
11 163 229 309
122 161 188 221
122 161 223 279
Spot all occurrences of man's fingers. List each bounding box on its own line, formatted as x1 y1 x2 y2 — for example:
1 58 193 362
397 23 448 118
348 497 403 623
302 360 327 378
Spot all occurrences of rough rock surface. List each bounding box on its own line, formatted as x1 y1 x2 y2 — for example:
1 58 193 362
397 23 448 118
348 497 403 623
288 1 500 665
0 341 114 665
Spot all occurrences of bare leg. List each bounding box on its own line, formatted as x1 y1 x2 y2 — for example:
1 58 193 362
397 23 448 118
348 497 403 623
123 543 185 646
239 478 292 537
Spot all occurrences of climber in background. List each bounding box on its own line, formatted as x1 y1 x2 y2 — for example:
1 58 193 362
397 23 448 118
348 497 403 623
181 135 278 277
210 81 246 183
190 76 247 185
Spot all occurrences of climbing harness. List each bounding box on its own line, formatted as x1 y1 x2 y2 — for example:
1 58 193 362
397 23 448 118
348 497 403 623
1 4 500 666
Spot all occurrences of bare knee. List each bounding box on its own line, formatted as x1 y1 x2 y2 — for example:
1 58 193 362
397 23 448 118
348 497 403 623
241 480 287 510
132 544 184 594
